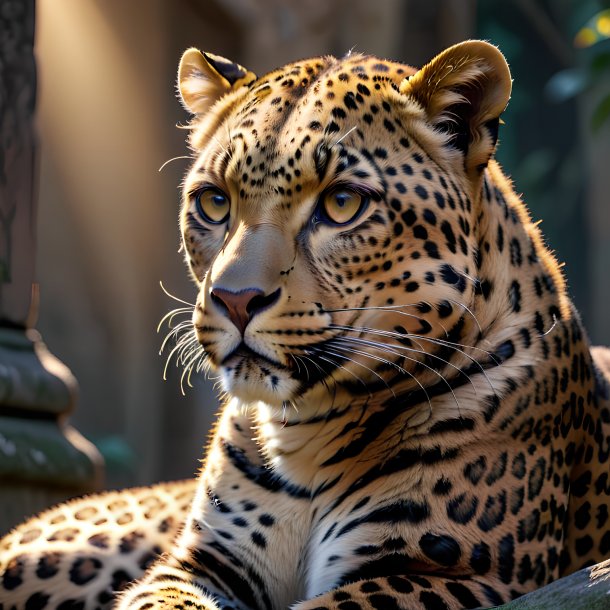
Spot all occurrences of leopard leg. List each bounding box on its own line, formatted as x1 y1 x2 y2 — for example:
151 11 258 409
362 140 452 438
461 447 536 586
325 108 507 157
293 574 507 610
0 481 195 609
115 562 245 610
115 565 222 610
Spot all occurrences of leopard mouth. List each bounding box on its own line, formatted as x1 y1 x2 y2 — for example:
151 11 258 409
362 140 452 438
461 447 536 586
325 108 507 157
219 340 343 397
220 342 286 370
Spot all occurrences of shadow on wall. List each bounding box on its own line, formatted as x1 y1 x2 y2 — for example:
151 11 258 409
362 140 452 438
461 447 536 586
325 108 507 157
36 0 217 488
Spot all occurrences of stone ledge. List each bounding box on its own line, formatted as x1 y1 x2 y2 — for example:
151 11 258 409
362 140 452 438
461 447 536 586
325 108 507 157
0 416 101 486
495 558 610 609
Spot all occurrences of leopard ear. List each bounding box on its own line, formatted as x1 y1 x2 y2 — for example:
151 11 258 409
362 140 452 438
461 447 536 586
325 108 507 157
400 40 512 173
178 48 257 115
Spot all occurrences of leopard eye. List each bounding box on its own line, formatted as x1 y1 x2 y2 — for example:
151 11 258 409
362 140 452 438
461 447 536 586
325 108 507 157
319 187 367 225
194 188 230 224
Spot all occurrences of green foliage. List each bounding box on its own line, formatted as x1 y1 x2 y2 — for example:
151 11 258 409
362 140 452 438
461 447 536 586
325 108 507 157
591 89 610 128
547 43 610 131
545 5 610 132
546 68 588 101
574 8 610 47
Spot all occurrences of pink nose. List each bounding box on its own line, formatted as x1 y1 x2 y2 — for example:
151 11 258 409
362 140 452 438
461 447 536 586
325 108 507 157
210 287 280 333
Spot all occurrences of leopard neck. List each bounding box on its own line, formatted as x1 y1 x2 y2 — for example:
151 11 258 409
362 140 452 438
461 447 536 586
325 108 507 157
469 161 572 351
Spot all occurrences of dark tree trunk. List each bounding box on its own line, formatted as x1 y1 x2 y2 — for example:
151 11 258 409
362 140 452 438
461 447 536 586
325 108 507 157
0 0 102 534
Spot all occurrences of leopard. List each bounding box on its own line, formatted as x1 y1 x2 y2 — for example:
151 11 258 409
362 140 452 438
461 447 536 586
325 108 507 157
1 39 609 610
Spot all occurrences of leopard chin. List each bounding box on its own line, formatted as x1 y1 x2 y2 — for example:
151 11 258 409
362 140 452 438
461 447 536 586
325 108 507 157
219 350 301 407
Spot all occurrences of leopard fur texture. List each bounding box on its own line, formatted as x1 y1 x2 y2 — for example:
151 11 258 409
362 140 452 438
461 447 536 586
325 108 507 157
1 40 609 610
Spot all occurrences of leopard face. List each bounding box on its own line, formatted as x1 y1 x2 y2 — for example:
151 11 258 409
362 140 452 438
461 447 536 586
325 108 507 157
179 44 511 409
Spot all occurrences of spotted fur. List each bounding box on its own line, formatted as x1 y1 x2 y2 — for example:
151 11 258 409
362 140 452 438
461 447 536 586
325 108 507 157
1 40 609 610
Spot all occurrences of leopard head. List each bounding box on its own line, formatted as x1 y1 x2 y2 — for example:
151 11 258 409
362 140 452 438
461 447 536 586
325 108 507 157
176 41 512 409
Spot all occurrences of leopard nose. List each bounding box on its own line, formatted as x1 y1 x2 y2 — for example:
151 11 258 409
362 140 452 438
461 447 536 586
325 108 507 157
210 287 281 334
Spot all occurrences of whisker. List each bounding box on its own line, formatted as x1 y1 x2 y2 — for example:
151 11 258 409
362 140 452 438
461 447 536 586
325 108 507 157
542 314 558 336
300 355 328 379
289 354 303 377
187 348 207 389
178 335 200 365
321 299 484 338
328 343 421 400
322 303 421 313
159 323 192 356
159 319 192 348
157 308 192 333
409 332 495 359
280 401 295 425
330 323 429 351
163 332 197 381
293 354 310 383
456 268 479 286
311 345 396 399
331 125 357 148
299 354 338 400
159 281 196 307
331 323 495 361
337 334 467 382
334 336 457 405
321 304 423 326
335 336 466 410
312 351 372 398
330 323 498 395
196 355 211 375
180 347 205 395
320 302 452 340
445 298 483 335
406 333 499 391
158 155 191 172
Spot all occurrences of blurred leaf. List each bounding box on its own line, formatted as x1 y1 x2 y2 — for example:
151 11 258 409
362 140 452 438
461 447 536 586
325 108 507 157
591 93 610 131
546 68 589 102
590 51 610 75
575 9 610 47
95 435 135 470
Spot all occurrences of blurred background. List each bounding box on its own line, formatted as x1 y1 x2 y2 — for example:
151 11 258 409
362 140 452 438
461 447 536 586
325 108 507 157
32 0 610 490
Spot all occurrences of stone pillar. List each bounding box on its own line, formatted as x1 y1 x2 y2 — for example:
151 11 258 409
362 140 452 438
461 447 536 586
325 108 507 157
0 0 102 534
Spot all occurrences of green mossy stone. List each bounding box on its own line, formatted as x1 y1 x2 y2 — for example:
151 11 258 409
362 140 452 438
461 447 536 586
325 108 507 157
0 328 103 533
0 328 74 415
